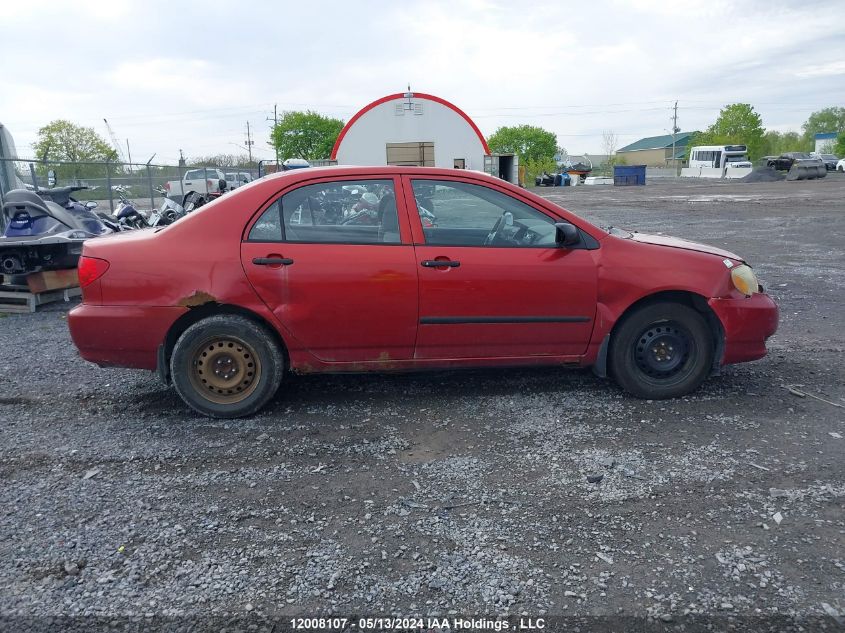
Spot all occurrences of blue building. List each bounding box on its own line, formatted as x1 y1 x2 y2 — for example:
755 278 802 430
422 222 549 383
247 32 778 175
814 132 838 154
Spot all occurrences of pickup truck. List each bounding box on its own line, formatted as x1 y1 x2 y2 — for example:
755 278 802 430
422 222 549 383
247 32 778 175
164 168 228 202
764 152 827 180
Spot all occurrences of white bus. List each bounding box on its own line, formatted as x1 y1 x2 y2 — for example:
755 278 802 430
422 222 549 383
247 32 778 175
688 145 752 171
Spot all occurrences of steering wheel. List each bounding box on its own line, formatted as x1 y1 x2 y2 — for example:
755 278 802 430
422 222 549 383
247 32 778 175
483 213 507 246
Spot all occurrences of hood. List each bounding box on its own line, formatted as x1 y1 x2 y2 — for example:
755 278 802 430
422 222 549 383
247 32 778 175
629 232 742 261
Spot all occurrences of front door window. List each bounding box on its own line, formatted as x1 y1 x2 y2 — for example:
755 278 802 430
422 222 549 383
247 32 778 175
411 179 558 247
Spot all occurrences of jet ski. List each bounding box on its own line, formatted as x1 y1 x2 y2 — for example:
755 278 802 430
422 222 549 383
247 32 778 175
0 187 112 276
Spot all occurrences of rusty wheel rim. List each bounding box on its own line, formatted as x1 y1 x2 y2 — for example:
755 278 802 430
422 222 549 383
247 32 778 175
188 336 261 405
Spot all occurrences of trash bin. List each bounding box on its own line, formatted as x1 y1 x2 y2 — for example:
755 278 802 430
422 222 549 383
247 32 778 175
613 165 646 186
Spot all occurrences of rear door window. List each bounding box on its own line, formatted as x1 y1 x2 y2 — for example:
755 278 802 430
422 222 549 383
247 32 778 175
247 179 401 244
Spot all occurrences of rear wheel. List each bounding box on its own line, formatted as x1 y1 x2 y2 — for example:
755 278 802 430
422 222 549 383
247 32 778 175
609 302 714 399
170 315 283 418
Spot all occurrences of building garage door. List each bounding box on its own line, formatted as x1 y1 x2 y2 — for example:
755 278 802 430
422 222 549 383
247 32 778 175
386 142 435 167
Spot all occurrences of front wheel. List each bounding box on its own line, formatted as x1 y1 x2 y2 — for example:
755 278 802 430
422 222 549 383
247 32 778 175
608 302 714 399
170 315 284 418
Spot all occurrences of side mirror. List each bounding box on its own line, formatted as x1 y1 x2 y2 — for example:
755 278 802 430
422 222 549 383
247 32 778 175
85 201 98 210
555 222 580 247
219 178 227 191
47 170 57 187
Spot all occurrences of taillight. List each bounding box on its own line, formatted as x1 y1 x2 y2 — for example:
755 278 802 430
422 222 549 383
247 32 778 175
77 256 110 287
164 182 170 191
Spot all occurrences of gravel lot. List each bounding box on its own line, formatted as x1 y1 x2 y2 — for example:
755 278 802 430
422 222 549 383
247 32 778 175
1 175 843 630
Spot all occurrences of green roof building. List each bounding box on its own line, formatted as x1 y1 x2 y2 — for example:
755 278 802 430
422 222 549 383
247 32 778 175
616 132 697 167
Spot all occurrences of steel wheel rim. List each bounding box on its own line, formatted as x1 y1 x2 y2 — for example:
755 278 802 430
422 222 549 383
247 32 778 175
633 321 694 380
188 336 261 405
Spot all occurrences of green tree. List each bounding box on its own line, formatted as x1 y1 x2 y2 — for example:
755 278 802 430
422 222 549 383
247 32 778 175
270 111 344 161
32 120 118 180
802 107 845 146
761 130 810 156
834 132 845 157
690 104 766 160
188 153 256 169
487 125 557 163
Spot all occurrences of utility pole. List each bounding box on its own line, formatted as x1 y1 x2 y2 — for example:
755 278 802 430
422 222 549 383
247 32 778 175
245 121 255 164
671 100 679 176
267 104 279 165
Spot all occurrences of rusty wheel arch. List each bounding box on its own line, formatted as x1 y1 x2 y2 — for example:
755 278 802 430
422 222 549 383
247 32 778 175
157 303 290 384
595 290 724 379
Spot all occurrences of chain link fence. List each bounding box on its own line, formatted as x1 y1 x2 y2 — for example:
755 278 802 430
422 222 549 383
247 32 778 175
0 158 259 220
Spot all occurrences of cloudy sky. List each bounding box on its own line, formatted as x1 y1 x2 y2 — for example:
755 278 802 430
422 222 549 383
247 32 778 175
1 0 843 164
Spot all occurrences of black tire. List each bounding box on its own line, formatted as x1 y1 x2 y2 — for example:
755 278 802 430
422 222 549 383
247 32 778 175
170 315 284 418
608 302 714 399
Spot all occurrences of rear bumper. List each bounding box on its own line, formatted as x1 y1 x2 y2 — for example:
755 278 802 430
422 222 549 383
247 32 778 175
708 293 779 364
68 304 187 370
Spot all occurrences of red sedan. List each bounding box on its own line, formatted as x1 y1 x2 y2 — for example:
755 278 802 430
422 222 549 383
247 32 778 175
68 167 778 418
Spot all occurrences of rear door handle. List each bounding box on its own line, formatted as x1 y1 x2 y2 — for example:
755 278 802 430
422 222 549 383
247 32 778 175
253 257 294 266
421 260 460 268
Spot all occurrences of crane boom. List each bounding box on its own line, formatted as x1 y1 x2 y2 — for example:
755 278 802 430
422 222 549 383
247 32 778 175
103 118 127 163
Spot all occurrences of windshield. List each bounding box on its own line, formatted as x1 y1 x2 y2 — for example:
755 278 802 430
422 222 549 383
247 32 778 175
821 154 837 160
726 155 748 163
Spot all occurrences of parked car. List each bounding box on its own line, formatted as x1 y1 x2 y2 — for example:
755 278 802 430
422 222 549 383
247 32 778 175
225 171 253 190
837 158 845 173
765 152 817 171
815 154 839 171
68 166 779 418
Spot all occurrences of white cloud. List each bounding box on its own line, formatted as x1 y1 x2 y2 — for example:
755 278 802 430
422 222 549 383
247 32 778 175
1 0 843 160
793 61 845 78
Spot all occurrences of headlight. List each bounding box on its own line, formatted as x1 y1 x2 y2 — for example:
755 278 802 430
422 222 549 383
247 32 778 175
730 264 759 296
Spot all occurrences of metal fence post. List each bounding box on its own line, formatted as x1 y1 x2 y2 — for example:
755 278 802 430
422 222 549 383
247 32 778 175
105 160 114 213
146 162 155 211
29 162 39 191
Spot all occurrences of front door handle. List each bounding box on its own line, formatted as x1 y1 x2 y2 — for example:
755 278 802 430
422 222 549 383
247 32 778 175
253 257 294 266
421 259 460 268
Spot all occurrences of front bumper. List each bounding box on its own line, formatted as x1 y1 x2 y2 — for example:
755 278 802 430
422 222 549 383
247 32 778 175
708 292 779 364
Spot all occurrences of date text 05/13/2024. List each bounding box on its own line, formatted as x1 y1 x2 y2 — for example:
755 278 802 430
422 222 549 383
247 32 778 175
289 616 546 631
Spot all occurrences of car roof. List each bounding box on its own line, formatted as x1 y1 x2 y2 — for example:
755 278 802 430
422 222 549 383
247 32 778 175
262 165 500 186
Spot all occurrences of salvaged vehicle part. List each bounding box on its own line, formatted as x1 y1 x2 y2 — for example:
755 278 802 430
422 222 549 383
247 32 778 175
68 166 779 418
786 160 828 181
0 188 111 275
768 153 827 179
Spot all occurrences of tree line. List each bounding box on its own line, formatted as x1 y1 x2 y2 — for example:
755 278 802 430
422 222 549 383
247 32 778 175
689 105 845 160
24 104 845 183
